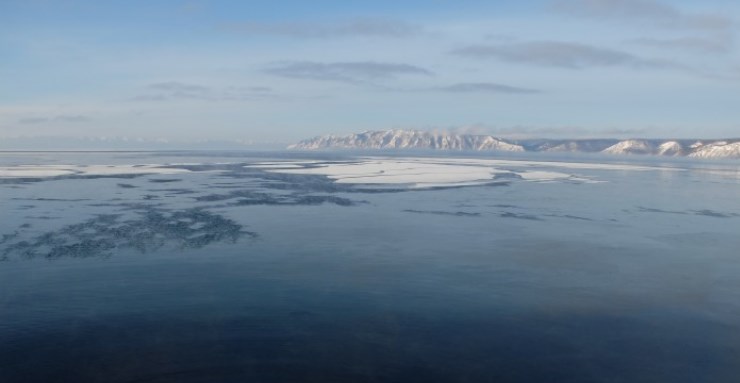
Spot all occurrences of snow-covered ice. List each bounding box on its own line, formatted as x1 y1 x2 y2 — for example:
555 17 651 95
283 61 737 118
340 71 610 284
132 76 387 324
0 164 189 178
254 157 620 188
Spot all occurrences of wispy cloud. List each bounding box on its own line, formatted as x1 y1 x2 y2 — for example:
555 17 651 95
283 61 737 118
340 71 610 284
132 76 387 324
629 35 734 54
222 18 422 39
18 115 91 124
265 61 433 83
134 82 274 101
436 82 541 94
149 82 209 93
552 0 734 31
18 117 49 125
452 41 682 69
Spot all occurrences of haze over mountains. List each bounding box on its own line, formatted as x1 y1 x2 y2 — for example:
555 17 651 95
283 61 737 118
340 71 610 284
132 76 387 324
289 130 740 159
0 136 287 151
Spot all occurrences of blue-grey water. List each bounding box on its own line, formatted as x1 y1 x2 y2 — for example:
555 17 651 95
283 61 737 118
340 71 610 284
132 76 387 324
1 151 739 383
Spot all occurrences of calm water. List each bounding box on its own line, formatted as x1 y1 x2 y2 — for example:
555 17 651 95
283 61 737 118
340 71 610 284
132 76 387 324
1 151 739 382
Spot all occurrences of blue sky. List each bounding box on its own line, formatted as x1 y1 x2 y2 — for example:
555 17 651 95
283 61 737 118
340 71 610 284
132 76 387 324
1 0 739 144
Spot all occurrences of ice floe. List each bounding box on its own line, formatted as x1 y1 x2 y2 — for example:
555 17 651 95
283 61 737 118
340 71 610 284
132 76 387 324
254 157 611 188
0 164 189 178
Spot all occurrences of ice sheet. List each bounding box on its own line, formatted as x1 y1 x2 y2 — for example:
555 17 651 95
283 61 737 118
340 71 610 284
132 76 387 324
260 158 586 188
0 164 189 178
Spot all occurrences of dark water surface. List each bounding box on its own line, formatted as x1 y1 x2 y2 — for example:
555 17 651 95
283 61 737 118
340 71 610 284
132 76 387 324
1 151 739 382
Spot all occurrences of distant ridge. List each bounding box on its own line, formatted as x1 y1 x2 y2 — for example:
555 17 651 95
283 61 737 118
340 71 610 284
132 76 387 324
288 130 524 152
289 130 740 159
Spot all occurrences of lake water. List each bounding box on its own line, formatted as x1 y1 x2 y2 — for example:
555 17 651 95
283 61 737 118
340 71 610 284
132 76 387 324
1 151 739 382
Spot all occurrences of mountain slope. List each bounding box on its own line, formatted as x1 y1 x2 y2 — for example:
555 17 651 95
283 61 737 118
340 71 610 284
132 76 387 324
656 141 684 156
688 141 740 158
601 140 654 155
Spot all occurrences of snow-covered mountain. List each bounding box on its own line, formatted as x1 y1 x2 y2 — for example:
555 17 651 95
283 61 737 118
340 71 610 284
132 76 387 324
289 130 740 159
688 141 740 159
656 141 684 156
601 140 654 155
599 139 740 158
288 130 524 152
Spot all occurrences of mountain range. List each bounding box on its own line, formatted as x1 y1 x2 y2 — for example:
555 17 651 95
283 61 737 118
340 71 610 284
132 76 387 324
289 130 740 159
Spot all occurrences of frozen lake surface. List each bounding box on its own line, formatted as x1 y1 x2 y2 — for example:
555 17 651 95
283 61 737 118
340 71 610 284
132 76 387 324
1 151 739 382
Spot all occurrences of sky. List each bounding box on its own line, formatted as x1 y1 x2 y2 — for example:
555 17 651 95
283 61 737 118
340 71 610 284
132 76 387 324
1 0 739 146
